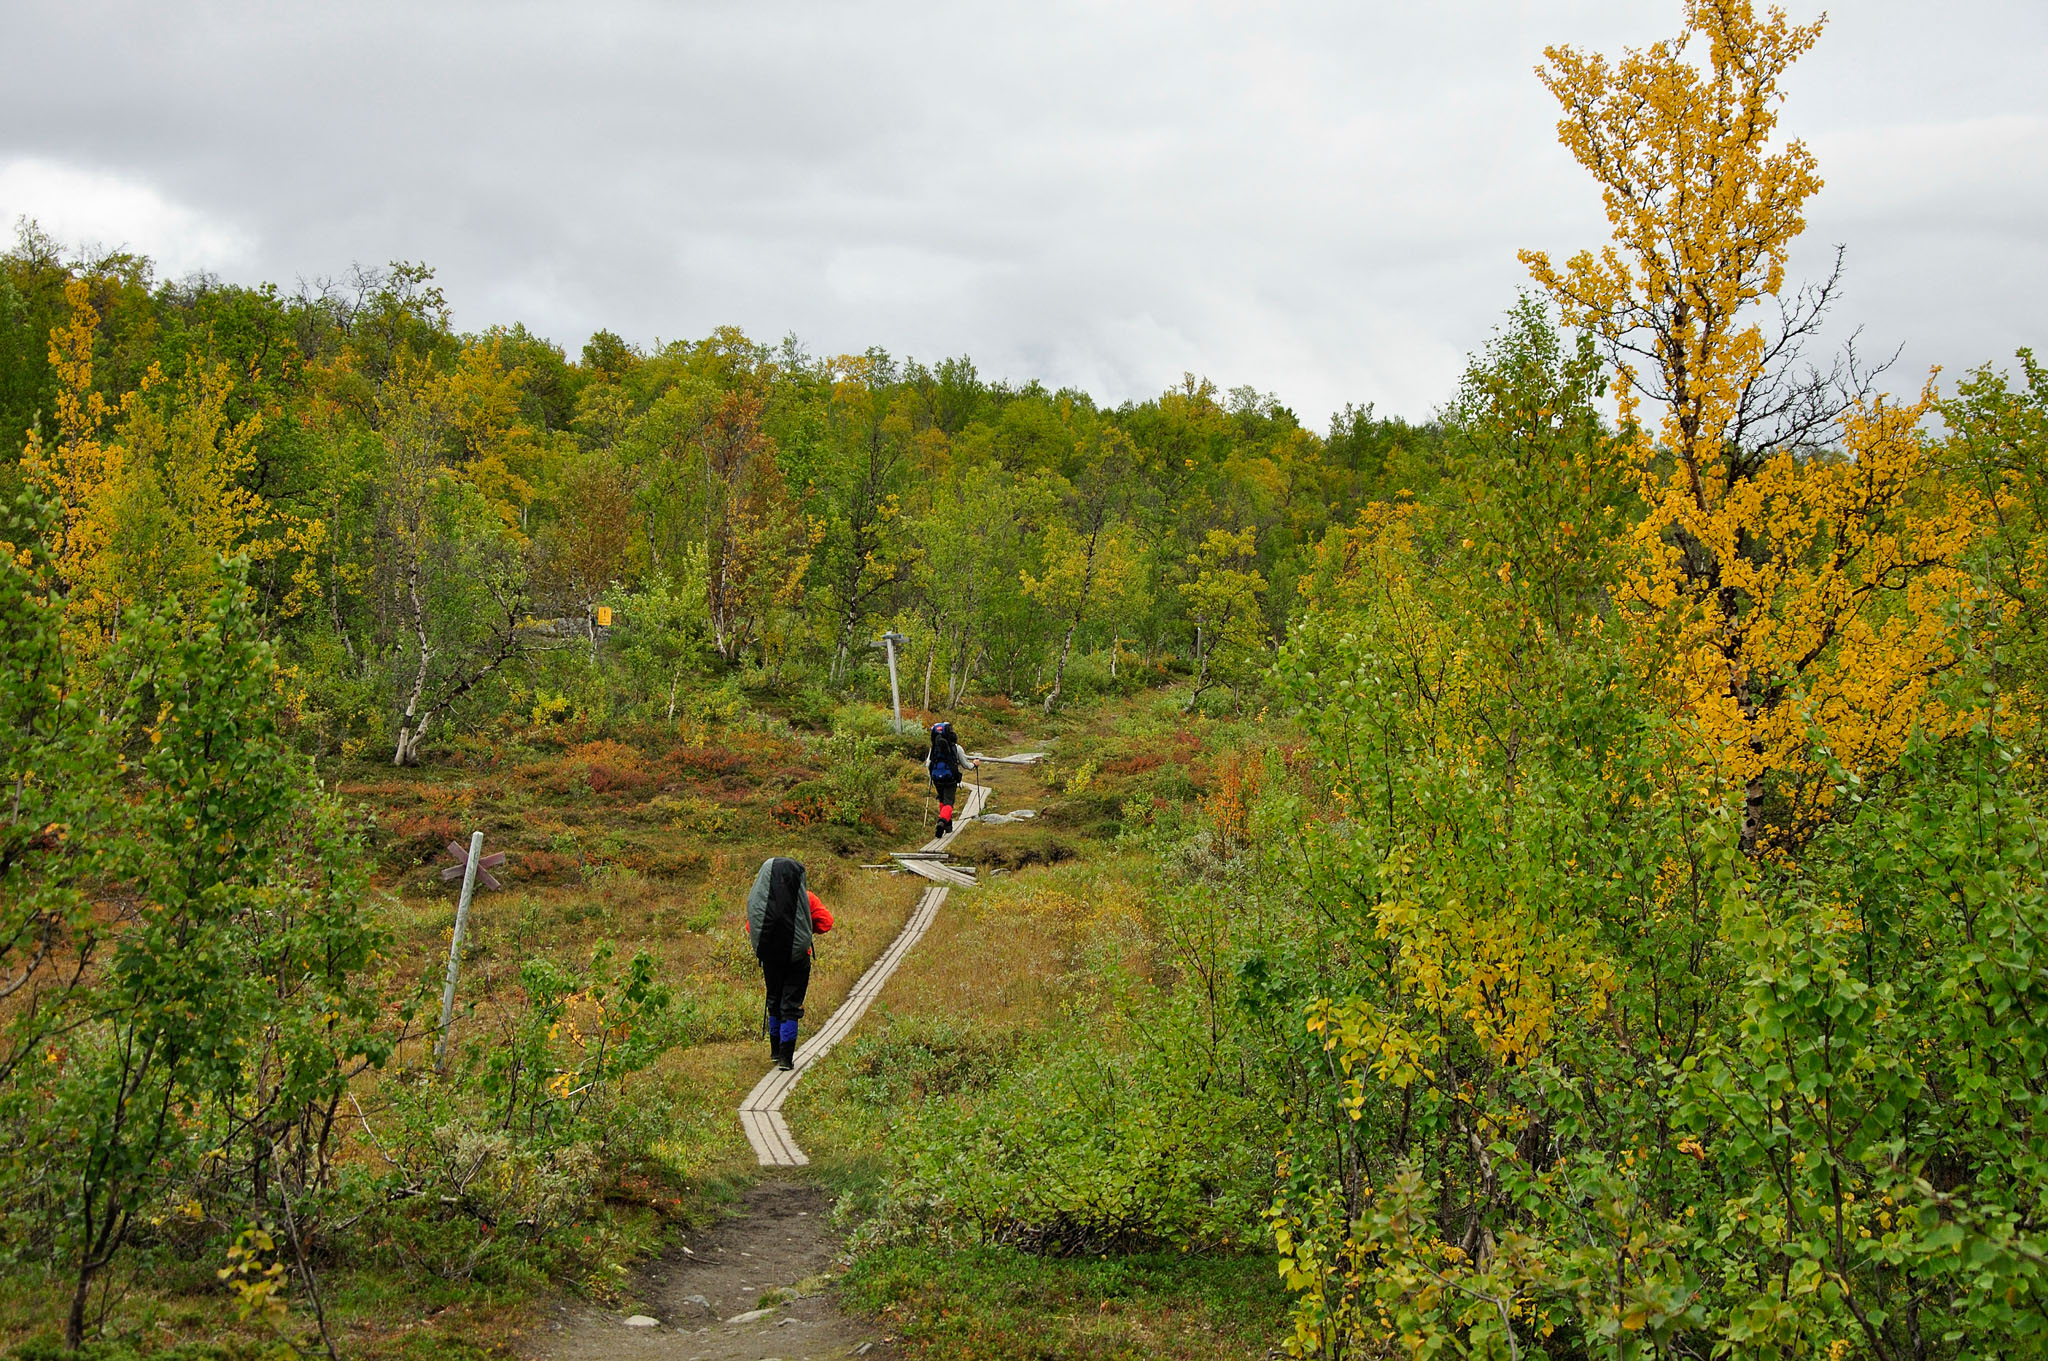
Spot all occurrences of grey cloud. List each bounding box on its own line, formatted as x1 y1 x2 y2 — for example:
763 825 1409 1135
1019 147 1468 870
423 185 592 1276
2 0 2043 422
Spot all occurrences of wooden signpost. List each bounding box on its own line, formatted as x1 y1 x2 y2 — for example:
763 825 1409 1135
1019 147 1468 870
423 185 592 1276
434 832 505 1071
869 630 908 732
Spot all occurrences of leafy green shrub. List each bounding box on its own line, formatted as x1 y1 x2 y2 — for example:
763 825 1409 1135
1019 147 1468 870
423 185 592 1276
832 701 894 739
285 630 384 760
768 683 835 732
839 1016 1019 1108
780 732 892 827
863 1036 1269 1257
0 535 389 1346
357 944 688 1281
648 792 735 836
680 676 751 729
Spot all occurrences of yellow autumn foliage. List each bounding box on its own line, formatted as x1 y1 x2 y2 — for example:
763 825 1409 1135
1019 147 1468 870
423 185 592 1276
1636 384 1979 826
18 279 125 644
18 279 323 658
1522 1 1978 842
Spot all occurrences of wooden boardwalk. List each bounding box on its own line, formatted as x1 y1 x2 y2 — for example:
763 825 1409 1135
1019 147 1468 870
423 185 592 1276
739 780 991 1167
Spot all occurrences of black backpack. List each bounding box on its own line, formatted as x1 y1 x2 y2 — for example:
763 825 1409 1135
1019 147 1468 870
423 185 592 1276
750 856 812 964
928 725 959 779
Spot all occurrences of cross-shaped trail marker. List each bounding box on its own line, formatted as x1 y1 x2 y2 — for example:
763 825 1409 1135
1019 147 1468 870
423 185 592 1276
439 839 505 890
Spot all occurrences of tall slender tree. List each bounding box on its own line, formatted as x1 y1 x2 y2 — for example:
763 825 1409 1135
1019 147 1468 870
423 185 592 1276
1522 0 1975 846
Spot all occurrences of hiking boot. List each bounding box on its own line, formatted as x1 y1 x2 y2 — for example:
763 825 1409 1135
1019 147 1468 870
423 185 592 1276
774 1038 795 1071
937 817 952 837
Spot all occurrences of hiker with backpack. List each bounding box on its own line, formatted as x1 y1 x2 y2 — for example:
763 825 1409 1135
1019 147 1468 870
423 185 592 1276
745 856 835 1071
926 720 978 837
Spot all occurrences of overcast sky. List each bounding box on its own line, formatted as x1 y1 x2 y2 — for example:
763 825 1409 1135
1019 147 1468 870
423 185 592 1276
3 1 2043 424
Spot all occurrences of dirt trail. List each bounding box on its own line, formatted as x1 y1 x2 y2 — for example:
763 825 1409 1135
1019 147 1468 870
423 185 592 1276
527 1180 896 1361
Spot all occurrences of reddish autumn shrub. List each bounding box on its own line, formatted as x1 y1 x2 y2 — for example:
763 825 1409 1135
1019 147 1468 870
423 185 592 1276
531 739 658 797
583 762 654 795
667 745 752 779
514 849 577 883
773 790 832 826
381 811 463 865
566 739 641 770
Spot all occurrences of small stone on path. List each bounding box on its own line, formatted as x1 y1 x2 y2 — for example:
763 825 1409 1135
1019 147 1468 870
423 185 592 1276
622 1314 659 1327
724 1306 777 1324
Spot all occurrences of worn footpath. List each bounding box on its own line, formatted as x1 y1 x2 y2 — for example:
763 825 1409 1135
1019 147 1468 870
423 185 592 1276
528 1180 894 1361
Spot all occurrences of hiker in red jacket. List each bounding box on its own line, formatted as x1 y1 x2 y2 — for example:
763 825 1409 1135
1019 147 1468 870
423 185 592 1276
744 856 835 1071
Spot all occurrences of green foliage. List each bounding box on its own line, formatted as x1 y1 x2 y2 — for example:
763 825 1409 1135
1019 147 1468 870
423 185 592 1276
851 847 1288 1263
1942 347 2048 732
879 1041 1270 1256
610 565 711 720
0 228 1431 766
838 1015 1018 1110
1181 527 1268 710
817 732 891 826
1676 737 2048 1354
838 1243 1291 1361
355 943 685 1284
0 490 103 1097
1439 294 1629 636
1248 300 2048 1356
1262 733 2048 1359
475 944 681 1143
0 508 386 1345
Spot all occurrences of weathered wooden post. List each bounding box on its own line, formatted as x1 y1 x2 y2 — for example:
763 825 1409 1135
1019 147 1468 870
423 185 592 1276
434 831 504 1072
871 630 909 732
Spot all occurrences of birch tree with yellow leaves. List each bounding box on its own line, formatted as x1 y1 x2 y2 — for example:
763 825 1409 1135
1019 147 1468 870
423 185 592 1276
1522 0 1976 848
18 280 125 651
20 280 321 667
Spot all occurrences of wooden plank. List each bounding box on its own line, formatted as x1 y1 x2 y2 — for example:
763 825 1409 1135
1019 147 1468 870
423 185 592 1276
899 860 974 887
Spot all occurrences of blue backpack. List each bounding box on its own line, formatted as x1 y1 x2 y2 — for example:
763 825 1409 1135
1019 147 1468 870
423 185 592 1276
928 724 959 780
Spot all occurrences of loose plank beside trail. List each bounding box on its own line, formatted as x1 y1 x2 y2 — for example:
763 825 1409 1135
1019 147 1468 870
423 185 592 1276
894 858 976 887
739 780 991 1167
